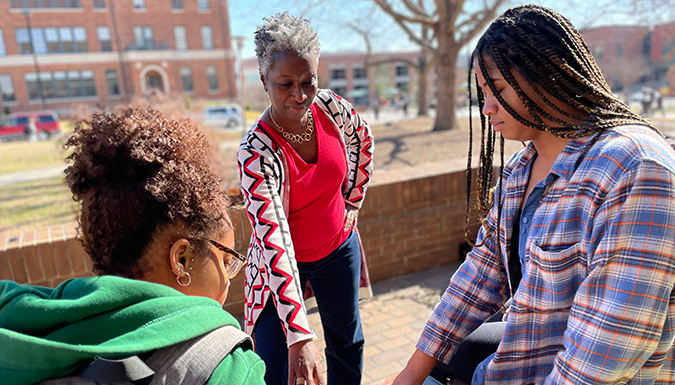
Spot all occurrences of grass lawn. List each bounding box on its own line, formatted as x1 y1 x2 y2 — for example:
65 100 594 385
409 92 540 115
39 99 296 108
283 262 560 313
0 139 70 175
0 176 77 233
0 120 74 175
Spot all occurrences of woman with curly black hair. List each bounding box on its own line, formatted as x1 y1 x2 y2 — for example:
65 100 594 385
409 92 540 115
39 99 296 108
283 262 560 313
386 5 675 385
0 108 265 384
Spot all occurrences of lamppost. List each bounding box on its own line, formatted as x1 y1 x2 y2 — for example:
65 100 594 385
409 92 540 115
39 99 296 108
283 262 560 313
23 10 47 109
231 35 247 131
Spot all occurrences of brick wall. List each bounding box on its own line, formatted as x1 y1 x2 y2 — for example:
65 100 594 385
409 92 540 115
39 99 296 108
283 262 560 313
0 167 477 318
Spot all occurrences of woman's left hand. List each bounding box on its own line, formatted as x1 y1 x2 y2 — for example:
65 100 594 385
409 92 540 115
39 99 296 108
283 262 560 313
344 206 359 231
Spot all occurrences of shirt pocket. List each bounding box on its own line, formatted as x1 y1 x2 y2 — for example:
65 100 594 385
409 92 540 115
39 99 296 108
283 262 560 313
520 241 587 310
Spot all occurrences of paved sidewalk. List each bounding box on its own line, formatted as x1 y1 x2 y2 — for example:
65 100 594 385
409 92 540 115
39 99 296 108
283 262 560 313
0 166 65 186
306 262 460 384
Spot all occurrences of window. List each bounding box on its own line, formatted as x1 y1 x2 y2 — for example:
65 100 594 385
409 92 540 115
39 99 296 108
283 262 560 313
0 75 15 103
82 71 97 97
40 72 55 99
331 68 346 80
25 70 96 100
396 64 408 76
353 67 367 79
82 70 95 96
617 42 623 58
73 27 87 52
45 28 60 53
133 26 154 50
67 71 82 97
396 82 409 92
180 66 193 92
594 44 604 60
31 28 47 54
93 0 106 9
197 0 209 11
59 27 74 52
106 70 120 96
132 0 145 10
0 29 5 56
97 26 112 52
206 65 218 91
25 73 40 100
17 27 88 54
10 0 82 9
16 29 31 54
174 26 188 51
201 26 213 50
172 0 183 10
54 71 68 97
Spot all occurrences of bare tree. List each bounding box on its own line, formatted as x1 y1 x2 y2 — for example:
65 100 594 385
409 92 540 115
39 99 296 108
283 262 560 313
371 0 506 131
349 22 435 116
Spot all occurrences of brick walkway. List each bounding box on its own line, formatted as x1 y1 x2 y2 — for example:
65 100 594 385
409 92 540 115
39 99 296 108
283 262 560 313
306 262 461 384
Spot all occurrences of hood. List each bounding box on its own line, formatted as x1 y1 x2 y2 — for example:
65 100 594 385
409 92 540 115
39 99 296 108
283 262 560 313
0 276 239 385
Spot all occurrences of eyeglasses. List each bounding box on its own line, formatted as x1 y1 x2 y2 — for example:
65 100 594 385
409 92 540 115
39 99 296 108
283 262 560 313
207 239 248 279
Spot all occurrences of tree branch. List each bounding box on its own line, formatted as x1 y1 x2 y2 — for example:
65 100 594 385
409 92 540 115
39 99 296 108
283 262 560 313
456 0 505 46
300 0 334 17
373 0 437 27
401 0 428 18
447 0 464 29
348 24 373 67
371 0 436 50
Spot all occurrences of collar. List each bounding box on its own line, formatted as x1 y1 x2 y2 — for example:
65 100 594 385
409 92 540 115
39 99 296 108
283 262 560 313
549 131 602 182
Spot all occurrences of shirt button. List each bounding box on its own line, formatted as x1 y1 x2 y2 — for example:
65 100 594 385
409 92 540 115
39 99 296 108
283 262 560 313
523 217 529 224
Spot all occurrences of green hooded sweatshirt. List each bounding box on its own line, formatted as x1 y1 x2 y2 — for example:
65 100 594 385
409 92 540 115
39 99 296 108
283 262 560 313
0 276 265 385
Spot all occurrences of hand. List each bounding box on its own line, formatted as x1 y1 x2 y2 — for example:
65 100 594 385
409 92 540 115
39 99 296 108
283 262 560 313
288 340 325 385
375 373 400 385
344 206 359 231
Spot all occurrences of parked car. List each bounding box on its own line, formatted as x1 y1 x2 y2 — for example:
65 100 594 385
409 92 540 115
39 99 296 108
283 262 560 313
198 104 243 129
0 111 61 140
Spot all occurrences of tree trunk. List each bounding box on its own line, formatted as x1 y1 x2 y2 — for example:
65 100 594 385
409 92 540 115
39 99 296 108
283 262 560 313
417 51 430 116
433 40 458 131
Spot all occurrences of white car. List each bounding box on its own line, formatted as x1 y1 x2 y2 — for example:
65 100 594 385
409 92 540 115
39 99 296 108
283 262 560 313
199 105 243 129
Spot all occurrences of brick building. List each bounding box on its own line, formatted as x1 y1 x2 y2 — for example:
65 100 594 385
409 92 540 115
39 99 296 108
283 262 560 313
242 50 434 109
0 0 237 114
580 23 675 93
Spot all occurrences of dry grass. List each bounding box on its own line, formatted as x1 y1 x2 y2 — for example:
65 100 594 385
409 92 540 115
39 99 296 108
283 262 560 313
0 140 69 175
0 109 524 233
0 120 74 175
370 115 524 184
0 176 77 232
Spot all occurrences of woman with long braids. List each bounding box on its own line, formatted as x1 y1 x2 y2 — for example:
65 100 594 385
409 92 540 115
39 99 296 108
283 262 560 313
237 12 373 385
384 5 675 385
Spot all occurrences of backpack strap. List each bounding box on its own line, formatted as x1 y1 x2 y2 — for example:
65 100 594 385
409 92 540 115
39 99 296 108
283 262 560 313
80 355 153 384
34 325 251 385
145 325 252 385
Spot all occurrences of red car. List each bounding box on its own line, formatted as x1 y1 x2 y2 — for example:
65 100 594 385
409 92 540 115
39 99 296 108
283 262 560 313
0 111 62 140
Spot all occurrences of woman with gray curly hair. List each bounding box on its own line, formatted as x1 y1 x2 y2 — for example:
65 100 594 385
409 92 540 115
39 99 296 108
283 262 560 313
238 11 374 385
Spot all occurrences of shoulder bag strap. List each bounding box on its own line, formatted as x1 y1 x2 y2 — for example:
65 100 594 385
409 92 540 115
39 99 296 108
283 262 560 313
146 325 252 385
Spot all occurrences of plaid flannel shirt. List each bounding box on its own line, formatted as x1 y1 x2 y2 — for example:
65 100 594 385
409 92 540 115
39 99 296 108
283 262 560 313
419 125 675 384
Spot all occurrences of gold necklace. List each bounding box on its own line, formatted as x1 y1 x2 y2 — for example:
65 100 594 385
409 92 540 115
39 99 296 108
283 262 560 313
269 107 314 144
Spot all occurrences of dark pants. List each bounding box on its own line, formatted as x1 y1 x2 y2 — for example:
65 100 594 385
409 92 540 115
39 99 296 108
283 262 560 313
254 231 364 385
429 316 506 384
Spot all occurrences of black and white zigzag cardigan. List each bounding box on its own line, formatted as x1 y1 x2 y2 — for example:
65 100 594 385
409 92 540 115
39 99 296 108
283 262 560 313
237 89 374 346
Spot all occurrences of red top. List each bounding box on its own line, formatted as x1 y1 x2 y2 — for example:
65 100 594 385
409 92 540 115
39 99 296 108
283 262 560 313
261 104 350 262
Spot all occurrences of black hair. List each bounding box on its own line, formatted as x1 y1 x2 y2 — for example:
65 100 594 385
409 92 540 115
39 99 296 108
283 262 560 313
464 4 657 304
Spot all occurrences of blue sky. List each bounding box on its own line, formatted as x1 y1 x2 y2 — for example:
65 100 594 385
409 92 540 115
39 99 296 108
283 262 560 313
228 0 653 60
